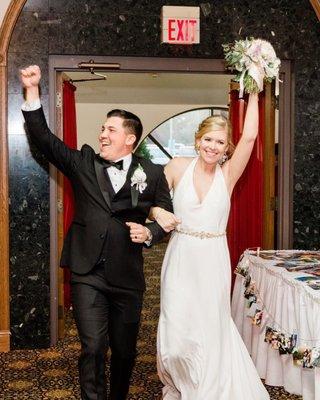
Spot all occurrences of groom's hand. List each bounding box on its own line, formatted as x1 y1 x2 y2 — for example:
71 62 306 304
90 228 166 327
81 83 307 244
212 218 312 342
126 222 149 243
20 65 41 103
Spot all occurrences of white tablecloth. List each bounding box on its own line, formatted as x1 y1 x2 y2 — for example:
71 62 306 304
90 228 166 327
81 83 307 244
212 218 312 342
231 250 320 400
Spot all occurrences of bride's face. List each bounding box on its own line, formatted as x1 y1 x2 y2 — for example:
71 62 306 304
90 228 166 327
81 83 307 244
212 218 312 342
197 129 229 164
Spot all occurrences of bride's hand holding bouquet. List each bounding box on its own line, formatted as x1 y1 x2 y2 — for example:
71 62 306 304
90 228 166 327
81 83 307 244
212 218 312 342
223 37 281 97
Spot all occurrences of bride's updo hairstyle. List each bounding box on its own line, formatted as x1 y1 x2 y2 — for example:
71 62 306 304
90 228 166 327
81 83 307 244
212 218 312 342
195 116 235 157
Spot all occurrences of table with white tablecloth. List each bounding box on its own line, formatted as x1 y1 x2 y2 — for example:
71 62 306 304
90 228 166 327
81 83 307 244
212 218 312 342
231 250 320 400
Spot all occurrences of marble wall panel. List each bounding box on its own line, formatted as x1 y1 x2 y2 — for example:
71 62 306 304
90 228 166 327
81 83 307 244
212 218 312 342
8 132 50 349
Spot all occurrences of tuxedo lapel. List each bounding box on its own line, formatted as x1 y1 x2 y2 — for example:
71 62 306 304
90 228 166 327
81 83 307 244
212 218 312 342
129 155 140 208
94 158 112 210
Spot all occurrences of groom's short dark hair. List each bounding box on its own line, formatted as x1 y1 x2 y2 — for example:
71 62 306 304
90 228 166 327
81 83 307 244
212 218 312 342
107 109 143 146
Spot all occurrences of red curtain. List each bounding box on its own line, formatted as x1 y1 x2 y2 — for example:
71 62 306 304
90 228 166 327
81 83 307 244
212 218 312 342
228 90 265 288
63 81 77 309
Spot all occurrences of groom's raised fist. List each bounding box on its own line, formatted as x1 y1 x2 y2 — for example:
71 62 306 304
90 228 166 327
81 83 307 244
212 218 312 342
20 65 41 88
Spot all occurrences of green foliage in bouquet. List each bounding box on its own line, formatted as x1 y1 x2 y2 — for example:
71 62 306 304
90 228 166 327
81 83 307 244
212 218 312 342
222 37 280 96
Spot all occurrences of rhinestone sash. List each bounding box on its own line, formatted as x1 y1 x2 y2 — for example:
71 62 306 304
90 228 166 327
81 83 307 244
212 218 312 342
175 227 226 240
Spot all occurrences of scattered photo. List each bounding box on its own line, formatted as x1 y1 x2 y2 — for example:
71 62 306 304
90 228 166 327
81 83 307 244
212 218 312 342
278 333 292 355
289 333 298 353
246 302 259 317
306 280 320 290
282 263 318 272
265 326 274 343
244 282 256 299
305 268 320 277
292 347 313 369
294 276 319 282
264 326 281 350
251 309 263 326
257 250 320 272
311 347 320 368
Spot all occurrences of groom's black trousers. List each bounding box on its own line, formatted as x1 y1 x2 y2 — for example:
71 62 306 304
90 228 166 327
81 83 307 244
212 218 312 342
71 263 144 400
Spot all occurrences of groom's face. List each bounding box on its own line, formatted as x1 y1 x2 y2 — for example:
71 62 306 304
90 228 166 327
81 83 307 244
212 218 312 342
99 116 136 160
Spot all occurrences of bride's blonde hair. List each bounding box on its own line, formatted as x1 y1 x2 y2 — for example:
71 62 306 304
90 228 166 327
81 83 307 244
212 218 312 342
195 116 235 157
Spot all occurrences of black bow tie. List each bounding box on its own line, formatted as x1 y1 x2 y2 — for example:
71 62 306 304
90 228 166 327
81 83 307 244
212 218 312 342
103 159 124 170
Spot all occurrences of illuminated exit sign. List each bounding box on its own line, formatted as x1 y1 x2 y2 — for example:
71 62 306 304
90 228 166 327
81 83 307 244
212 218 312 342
161 6 200 45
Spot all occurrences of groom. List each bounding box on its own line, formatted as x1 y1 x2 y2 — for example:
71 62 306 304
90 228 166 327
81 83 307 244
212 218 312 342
20 65 173 400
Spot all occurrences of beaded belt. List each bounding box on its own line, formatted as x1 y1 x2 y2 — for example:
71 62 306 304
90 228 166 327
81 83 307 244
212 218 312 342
175 227 226 240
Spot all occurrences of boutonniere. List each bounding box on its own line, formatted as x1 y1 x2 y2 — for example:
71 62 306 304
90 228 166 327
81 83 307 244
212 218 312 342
131 164 147 193
130 164 147 208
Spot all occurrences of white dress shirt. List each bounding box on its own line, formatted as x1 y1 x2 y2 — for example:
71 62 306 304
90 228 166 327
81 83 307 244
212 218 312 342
22 98 41 111
106 153 132 193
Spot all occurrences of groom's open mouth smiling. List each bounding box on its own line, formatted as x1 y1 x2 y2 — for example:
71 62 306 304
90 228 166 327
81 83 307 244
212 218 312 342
100 141 111 148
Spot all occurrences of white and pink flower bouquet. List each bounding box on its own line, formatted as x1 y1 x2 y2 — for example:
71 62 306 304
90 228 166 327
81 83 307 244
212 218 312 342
222 38 281 97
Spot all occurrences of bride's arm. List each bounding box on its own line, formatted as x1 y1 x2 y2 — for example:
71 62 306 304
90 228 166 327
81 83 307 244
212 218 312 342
149 158 181 232
225 93 259 191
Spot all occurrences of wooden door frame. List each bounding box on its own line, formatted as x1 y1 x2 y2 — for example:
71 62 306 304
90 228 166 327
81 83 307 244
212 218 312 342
49 55 294 344
1 0 310 350
0 0 28 352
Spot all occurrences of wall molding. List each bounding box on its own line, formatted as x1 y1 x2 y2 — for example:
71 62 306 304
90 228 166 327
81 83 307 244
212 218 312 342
310 0 320 20
0 0 27 352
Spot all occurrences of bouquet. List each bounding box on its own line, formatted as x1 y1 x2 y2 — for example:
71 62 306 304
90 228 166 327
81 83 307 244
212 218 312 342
222 37 281 97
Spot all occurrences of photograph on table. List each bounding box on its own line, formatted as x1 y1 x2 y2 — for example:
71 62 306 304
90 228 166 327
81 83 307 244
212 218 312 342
294 276 319 282
306 280 320 290
275 252 320 271
294 275 320 290
292 347 313 369
311 347 320 367
303 267 320 277
278 333 291 355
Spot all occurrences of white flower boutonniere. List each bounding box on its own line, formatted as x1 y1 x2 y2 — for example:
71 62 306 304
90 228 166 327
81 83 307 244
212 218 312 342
131 164 147 193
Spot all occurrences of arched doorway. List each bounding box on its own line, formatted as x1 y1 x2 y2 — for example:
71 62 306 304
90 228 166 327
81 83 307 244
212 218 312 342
138 107 228 163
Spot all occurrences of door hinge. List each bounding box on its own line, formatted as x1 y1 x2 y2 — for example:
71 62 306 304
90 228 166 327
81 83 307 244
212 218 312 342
57 199 63 213
56 92 62 108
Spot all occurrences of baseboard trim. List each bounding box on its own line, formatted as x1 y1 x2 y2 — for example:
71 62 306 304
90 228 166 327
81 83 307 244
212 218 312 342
0 330 10 352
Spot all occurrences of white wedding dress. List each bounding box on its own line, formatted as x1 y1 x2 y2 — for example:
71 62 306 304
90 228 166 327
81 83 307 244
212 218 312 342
157 158 270 400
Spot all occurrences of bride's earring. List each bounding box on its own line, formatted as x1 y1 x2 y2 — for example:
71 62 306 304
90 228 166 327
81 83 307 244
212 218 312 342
219 152 228 165
195 144 200 153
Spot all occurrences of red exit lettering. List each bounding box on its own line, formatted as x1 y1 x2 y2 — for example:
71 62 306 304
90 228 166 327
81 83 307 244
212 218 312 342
167 18 197 43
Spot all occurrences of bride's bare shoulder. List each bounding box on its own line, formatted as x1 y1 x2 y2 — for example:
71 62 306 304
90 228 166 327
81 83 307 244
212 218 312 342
168 157 194 168
165 157 194 186
166 157 194 172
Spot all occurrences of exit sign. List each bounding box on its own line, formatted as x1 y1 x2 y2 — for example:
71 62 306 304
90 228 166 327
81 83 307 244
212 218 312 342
161 6 200 45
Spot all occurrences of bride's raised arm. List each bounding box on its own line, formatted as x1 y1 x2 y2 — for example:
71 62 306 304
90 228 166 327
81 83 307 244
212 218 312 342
225 93 259 191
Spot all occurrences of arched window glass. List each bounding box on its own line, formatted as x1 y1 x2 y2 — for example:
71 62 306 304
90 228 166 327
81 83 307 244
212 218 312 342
137 107 228 164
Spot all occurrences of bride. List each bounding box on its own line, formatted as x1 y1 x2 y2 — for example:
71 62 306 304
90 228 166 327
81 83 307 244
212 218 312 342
150 93 270 400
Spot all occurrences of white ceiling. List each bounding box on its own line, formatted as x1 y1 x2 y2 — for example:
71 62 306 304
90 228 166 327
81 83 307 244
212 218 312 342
66 71 234 105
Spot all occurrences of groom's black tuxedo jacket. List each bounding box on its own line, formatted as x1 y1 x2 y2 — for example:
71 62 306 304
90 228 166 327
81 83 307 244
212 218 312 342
23 107 172 291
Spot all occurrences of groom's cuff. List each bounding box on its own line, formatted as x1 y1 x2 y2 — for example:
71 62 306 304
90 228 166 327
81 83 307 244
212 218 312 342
21 98 41 111
144 227 153 247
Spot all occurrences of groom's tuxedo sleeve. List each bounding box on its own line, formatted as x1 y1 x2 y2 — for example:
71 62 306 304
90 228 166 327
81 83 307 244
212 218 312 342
22 107 81 177
146 167 173 245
